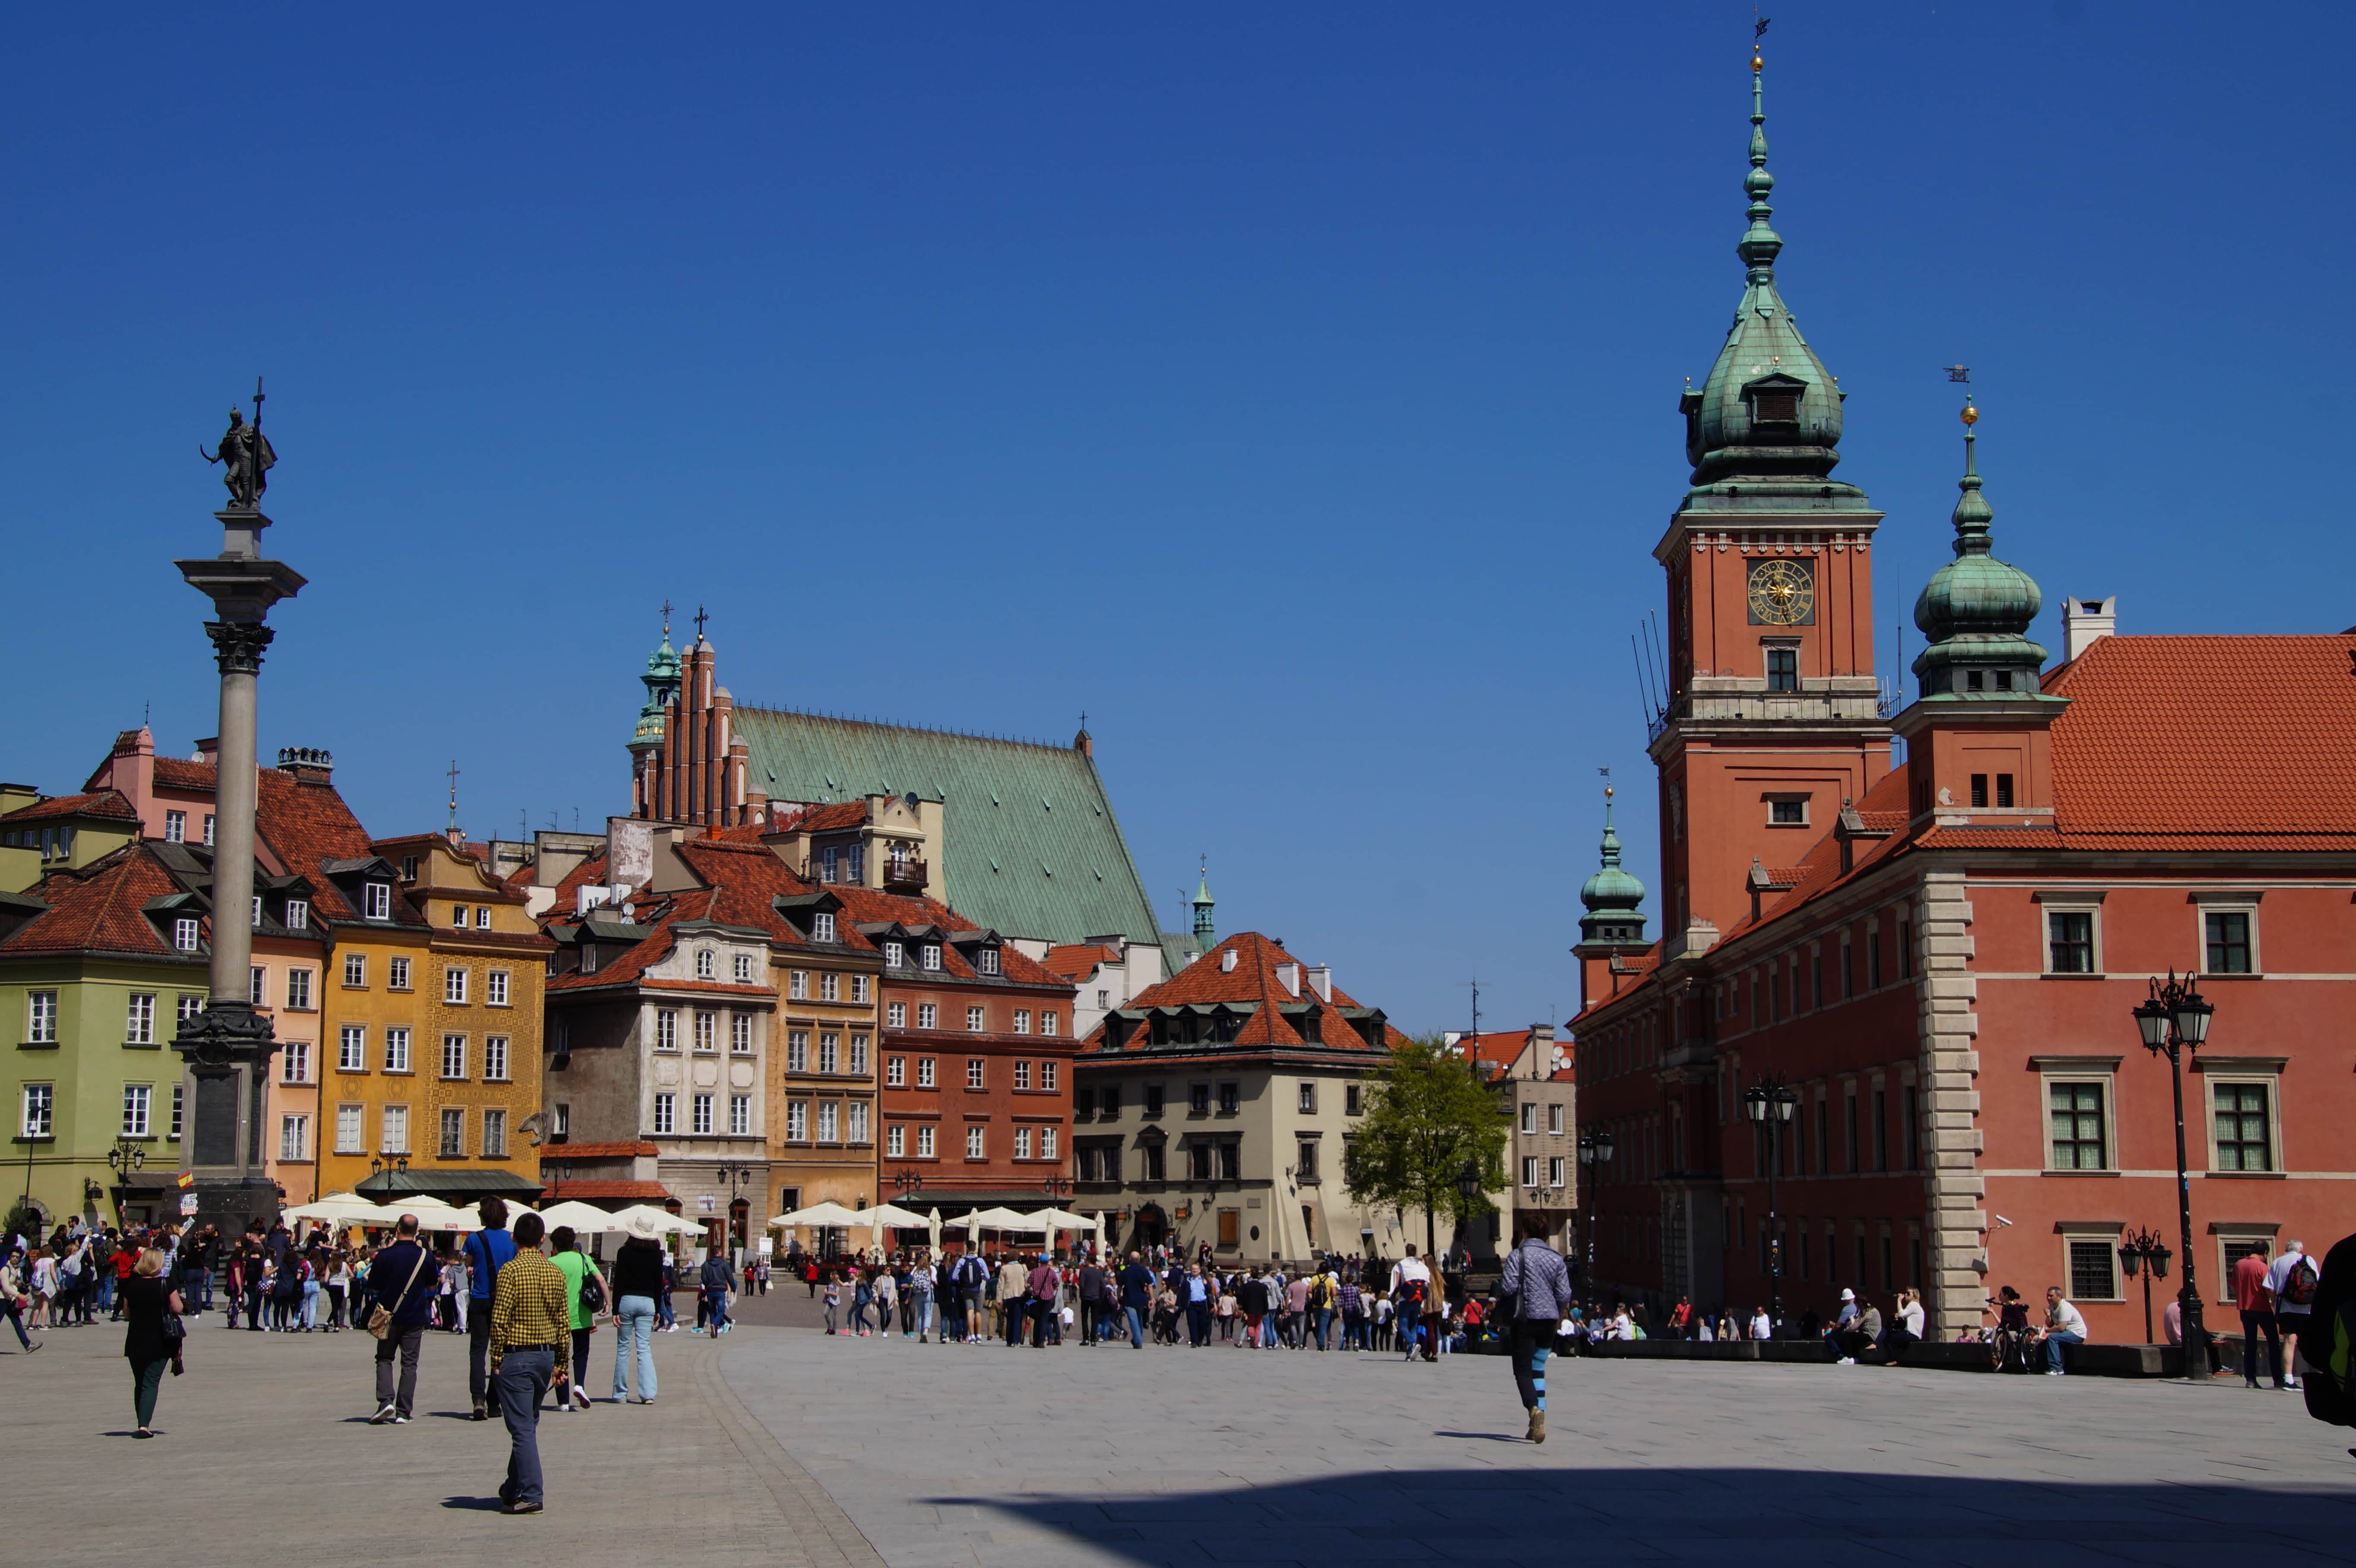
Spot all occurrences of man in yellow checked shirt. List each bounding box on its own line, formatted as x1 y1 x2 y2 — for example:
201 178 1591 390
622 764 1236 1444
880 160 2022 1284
487 1211 570 1515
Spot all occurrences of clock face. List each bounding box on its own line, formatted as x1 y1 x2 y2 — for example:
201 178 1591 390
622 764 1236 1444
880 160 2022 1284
1747 560 1814 626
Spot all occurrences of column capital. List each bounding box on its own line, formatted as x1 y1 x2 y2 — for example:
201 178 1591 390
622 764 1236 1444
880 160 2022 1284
203 619 276 676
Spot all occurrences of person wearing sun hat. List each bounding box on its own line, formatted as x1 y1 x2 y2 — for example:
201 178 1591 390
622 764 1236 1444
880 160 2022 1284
608 1209 666 1404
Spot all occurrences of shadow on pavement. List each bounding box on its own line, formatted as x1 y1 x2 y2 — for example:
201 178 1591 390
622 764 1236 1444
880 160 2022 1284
440 1495 506 1512
935 1464 2356 1562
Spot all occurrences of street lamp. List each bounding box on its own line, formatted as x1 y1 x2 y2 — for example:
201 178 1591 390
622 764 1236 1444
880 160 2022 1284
1577 1127 1615 1285
1041 1174 1074 1203
108 1137 146 1221
892 1167 924 1200
1743 1075 1799 1336
2118 1226 2172 1346
2133 971 2213 1377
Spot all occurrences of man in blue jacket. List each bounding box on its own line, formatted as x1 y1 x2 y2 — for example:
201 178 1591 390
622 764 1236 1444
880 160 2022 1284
368 1214 443 1424
1117 1252 1155 1350
463 1197 519 1420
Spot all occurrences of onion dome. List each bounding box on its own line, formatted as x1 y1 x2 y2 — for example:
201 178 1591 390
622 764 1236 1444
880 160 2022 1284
1912 400 2048 698
1578 787 1649 946
1682 49 1849 489
630 619 682 752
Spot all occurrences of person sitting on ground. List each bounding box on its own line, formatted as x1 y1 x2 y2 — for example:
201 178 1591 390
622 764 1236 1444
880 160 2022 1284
1823 1288 1859 1356
1748 1305 1772 1341
1875 1289 1923 1364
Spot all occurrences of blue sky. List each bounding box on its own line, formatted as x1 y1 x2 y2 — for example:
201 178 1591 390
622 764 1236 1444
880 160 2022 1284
4 5 2350 1035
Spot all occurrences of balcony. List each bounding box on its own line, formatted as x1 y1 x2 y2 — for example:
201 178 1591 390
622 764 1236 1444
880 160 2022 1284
883 857 928 892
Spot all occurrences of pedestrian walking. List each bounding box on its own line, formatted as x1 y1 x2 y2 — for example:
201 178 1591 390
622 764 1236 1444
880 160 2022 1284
1390 1246 1432 1361
0 1244 38 1353
366 1214 441 1424
700 1249 736 1337
608 1211 665 1403
2233 1243 2284 1388
2269 1241 2319 1392
549 1224 606 1411
121 1248 183 1438
488 1211 568 1515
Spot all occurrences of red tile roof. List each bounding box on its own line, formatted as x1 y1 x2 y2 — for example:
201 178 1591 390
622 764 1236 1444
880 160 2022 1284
0 844 183 957
3 790 141 825
151 757 217 790
779 802 868 834
1042 943 1118 980
1085 932 1400 1053
254 769 429 929
1456 1029 1533 1069
539 1141 661 1161
538 1180 676 1203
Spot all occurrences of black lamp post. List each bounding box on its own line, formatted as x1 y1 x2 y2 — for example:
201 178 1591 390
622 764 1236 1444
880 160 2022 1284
1743 1075 1799 1336
1577 1127 1615 1285
893 1167 924 1201
108 1137 147 1222
1455 1159 1482 1271
2133 972 2213 1377
2118 1225 2171 1346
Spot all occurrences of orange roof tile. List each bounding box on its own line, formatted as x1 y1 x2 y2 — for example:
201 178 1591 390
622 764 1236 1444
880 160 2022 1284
0 844 184 958
1084 933 1400 1053
539 1141 661 1161
1 790 139 825
1042 942 1118 980
538 1180 676 1203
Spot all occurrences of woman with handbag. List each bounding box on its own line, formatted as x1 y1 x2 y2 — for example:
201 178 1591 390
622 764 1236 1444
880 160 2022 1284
122 1248 183 1438
548 1225 607 1411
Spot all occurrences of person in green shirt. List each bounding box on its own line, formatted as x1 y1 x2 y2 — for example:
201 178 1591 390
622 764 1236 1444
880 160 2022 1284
547 1224 608 1413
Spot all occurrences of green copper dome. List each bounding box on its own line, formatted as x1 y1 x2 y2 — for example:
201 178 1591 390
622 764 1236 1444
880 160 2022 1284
1578 793 1648 947
630 626 682 752
1682 56 1848 488
1912 405 2049 698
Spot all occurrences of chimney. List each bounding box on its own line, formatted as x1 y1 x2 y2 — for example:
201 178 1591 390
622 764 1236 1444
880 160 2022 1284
1221 948 1238 974
276 746 334 785
2062 596 2116 663
193 738 221 767
1276 962 1300 997
1305 965 1331 1002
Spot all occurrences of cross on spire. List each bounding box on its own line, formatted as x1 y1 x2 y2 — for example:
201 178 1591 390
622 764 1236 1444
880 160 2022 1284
446 759 462 837
693 604 709 642
660 598 673 638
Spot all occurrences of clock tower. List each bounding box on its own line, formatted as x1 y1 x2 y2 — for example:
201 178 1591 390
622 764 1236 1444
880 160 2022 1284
1649 47 1891 945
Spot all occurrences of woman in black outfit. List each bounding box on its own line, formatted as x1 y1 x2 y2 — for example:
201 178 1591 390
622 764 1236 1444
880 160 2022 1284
121 1248 183 1438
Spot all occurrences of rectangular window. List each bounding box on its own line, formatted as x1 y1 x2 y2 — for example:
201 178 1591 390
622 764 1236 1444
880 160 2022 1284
336 1103 362 1154
885 1123 907 1157
1903 1084 1920 1170
1218 1141 1239 1181
787 1031 808 1072
483 1109 507 1157
694 1011 716 1053
849 1035 869 1075
911 1002 935 1031
656 1010 678 1051
917 1057 936 1088
917 1125 935 1157
1042 1127 1057 1160
1769 798 1805 824
653 1092 676 1135
730 1094 752 1136
1995 774 2015 809
487 970 510 1006
1549 1155 1566 1188
2212 1082 2273 1172
280 1113 308 1161
552 1104 569 1138
1867 929 1883 989
388 956 412 991
20 1083 53 1137
1345 1084 1362 1116
1872 1086 1888 1172
887 1002 907 1029
169 1082 182 1139
281 1039 309 1083
1013 1008 1031 1034
2048 1081 2108 1170
817 1101 838 1142
689 1094 712 1135
819 1033 839 1074
164 809 186 842
286 899 309 932
2069 1239 2119 1302
121 1084 151 1137
966 1058 985 1089
339 1025 365 1071
1190 1082 1212 1115
731 1014 753 1054
977 948 999 976
203 814 215 847
789 971 808 1000
452 904 470 929
441 1034 466 1080
343 952 367 988
734 953 754 983
250 966 266 1006
1839 941 1853 999
1897 922 1913 980
364 882 391 920
1519 1102 1536 1135
1548 1103 1564 1135
384 1027 411 1073
820 972 839 1002
814 913 836 943
475 906 491 929
922 945 942 972
2204 912 2253 974
1970 773 1989 809
174 916 201 953
852 976 869 1003
1041 1060 1058 1091
1521 1155 1539 1189
1014 1060 1032 1090
1218 1081 1239 1114
484 1036 510 1082
2046 911 2095 973
886 1055 906 1087
381 1104 410 1154
1014 1127 1033 1160
440 1107 465 1157
443 967 469 1004
125 992 156 1045
786 1100 808 1141
1843 1086 1859 1172
1766 647 1799 692
966 1006 985 1032
847 1101 868 1143
884 941 905 968
960 1125 984 1159
286 969 312 1010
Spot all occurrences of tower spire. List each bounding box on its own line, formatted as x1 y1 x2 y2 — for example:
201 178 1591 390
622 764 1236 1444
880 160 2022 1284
1911 389 2051 697
1739 23 1781 280
1951 389 1994 554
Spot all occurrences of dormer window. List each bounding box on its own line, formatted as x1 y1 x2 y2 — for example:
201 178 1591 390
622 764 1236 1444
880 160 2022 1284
813 913 836 944
921 944 942 971
977 947 1000 976
696 948 716 980
174 917 201 952
1745 375 1805 428
884 940 905 969
401 856 418 882
364 882 391 921
251 895 263 929
733 953 753 982
286 900 308 932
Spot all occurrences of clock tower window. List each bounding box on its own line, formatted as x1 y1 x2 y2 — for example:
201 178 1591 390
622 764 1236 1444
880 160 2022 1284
1766 647 1799 692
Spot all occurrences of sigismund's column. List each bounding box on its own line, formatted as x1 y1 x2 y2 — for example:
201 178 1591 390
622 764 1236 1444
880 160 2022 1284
172 387 305 1241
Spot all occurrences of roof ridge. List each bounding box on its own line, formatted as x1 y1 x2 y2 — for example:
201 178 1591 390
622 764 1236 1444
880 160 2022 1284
732 702 1073 756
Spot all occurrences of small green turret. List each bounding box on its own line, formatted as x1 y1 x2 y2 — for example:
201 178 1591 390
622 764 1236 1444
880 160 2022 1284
1912 399 2052 700
1577 786 1649 948
1191 866 1216 947
630 612 682 754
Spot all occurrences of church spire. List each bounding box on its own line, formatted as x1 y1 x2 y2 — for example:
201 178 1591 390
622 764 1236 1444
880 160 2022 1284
1191 861 1216 947
1738 35 1782 281
1911 393 2051 698
1577 781 1648 947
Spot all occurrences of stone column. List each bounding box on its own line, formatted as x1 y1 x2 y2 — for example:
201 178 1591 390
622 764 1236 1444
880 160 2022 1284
174 507 304 1242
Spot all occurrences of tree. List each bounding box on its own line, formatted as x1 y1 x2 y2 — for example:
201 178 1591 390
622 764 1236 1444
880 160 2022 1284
1341 1033 1509 1261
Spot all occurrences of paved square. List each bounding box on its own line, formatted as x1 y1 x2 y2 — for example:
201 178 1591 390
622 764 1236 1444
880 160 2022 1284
726 1332 2356 1568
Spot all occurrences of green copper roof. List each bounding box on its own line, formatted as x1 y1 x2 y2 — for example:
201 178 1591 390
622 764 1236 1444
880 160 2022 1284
1683 55 1851 492
1912 405 2051 698
630 632 681 752
1578 792 1648 947
730 706 1186 964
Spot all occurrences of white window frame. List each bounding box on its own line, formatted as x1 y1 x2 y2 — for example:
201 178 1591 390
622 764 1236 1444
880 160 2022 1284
652 1092 676 1135
734 952 753 982
848 1101 869 1144
814 913 837 944
364 882 391 920
485 1035 510 1082
787 1031 808 1072
443 967 469 1005
849 1034 869 1075
887 1124 905 1157
1014 1127 1033 1160
2033 891 2105 976
1550 1155 1567 1188
694 1011 716 1053
26 990 57 1043
440 1106 466 1157
819 1033 839 1074
483 1108 507 1157
2204 1068 2283 1173
2034 1060 2117 1172
127 992 155 1045
977 947 1000 976
280 1113 309 1161
887 1055 906 1087
281 1038 310 1083
1041 1060 1059 1091
820 971 839 1002
388 956 412 990
20 1083 53 1138
732 1013 753 1055
918 1125 935 1157
1519 1102 1537 1135
1014 1060 1032 1091
786 1100 808 1141
487 970 510 1007
381 1104 410 1154
730 1094 752 1136
884 941 905 968
917 1057 936 1089
966 1006 985 1033
888 1002 907 1029
286 899 309 932
1521 1155 1539 1189
852 975 869 1003
384 1027 412 1073
921 945 942 972
122 1084 152 1137
655 1009 678 1052
343 952 366 987
339 1024 365 1071
697 947 716 980
174 916 201 953
335 1103 363 1154
817 1100 839 1142
286 968 312 1010
966 1058 985 1090
789 971 808 1000
164 809 186 843
1013 1009 1031 1035
1041 1010 1059 1036
441 1034 467 1081
966 1125 985 1160
692 1093 715 1135
918 1004 937 1030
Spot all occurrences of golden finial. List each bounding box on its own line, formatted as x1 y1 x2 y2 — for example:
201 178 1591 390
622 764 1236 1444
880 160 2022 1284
1960 401 1979 427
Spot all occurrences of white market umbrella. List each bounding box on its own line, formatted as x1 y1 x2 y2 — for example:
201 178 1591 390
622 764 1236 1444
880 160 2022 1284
288 1193 399 1226
950 1205 1039 1233
849 1203 931 1231
1020 1207 1096 1232
769 1200 866 1230
539 1200 629 1235
610 1204 703 1237
927 1206 943 1251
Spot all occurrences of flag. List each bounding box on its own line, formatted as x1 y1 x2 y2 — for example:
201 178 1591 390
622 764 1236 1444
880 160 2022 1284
1945 365 1971 383
175 1171 194 1189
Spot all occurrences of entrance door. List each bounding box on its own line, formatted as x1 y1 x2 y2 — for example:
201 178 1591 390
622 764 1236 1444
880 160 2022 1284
1134 1204 1166 1250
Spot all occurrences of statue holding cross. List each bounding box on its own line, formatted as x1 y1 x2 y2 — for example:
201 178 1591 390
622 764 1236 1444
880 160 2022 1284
201 378 276 512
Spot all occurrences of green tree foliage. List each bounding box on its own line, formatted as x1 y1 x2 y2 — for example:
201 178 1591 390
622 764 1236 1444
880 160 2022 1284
1340 1033 1508 1256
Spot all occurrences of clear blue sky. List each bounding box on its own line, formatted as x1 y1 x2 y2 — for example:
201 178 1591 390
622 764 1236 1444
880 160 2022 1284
5 5 2350 1035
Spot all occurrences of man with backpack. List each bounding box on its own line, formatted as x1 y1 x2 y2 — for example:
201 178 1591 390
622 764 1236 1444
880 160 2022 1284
1390 1245 1432 1362
463 1198 520 1420
2269 1240 2320 1392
